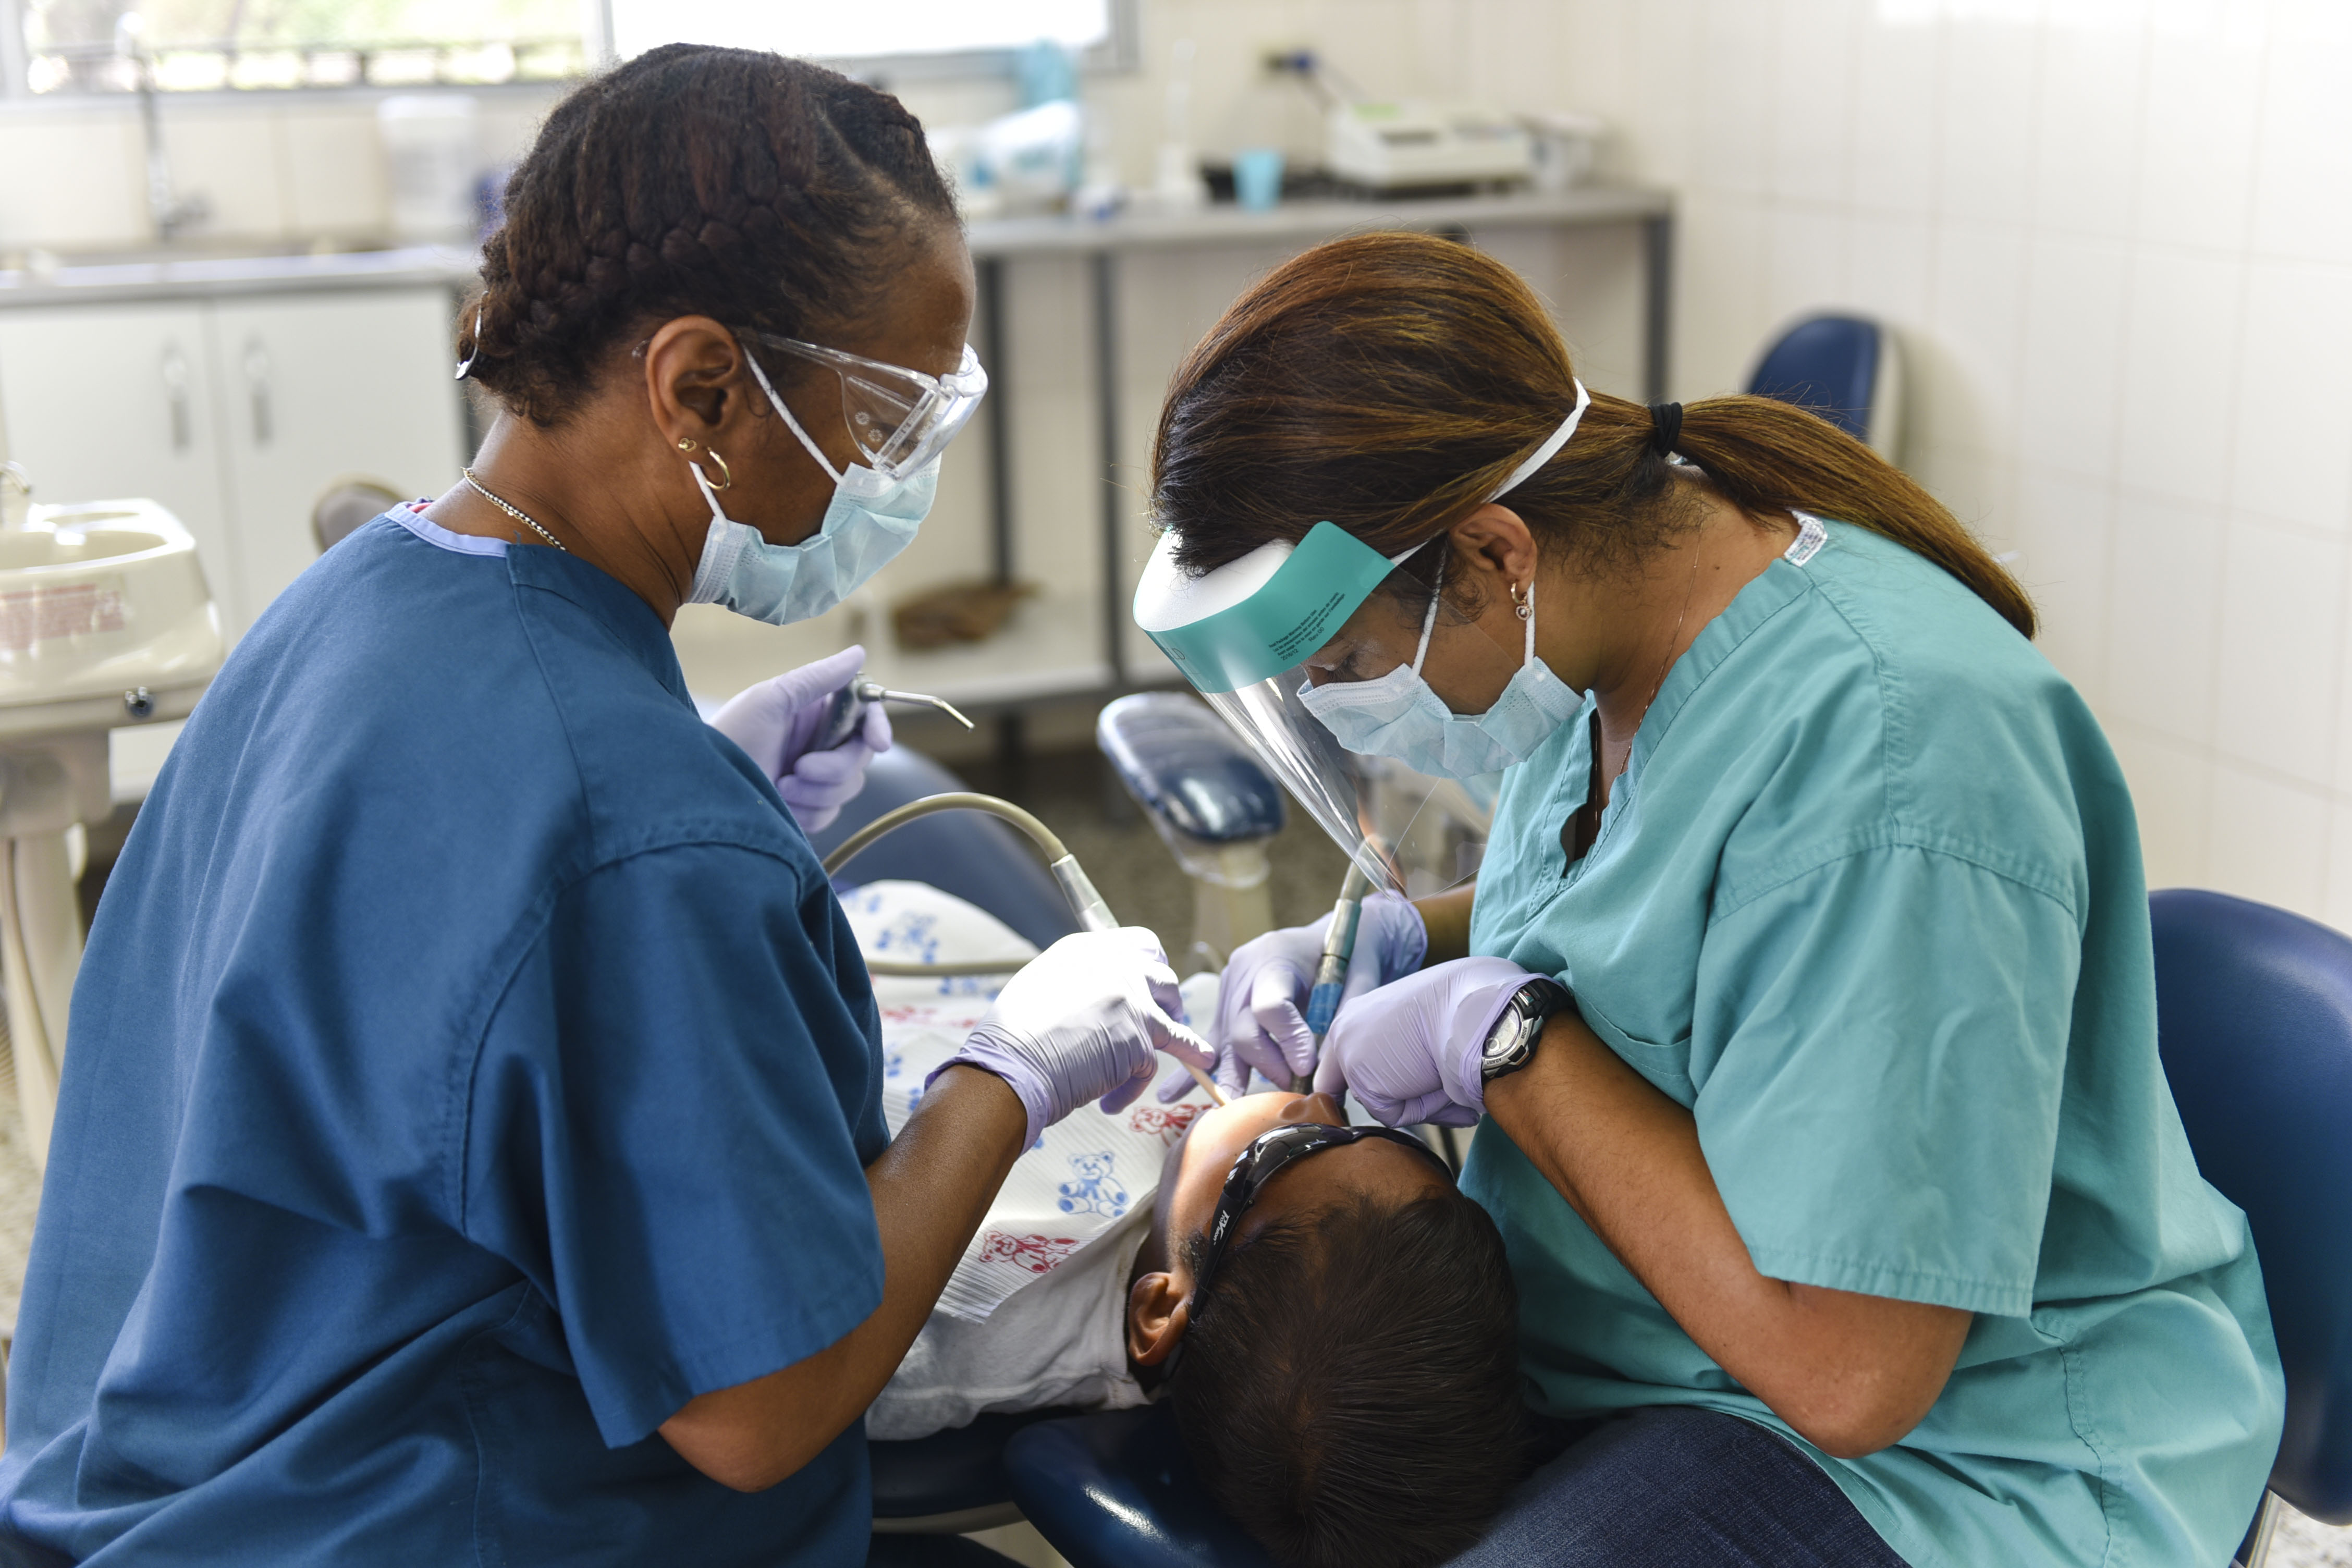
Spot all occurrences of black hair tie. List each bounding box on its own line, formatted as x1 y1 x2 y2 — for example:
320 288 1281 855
1648 401 1684 458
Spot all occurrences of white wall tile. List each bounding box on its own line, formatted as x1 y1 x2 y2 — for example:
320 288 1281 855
2104 494 2224 746
1845 213 1936 329
160 111 289 243
2205 762 2329 917
2249 31 2352 266
2229 260 2352 534
2323 800 2352 934
2111 725 2213 889
2016 236 2128 479
1934 16 2041 227
0 115 148 251
1849 12 1943 215
2016 463 2114 702
2213 516 2345 787
2115 250 2244 509
278 110 390 240
1695 0 1779 196
2131 15 2263 250
1769 0 1859 205
1923 222 2029 453
1763 206 1855 334
2029 11 2146 240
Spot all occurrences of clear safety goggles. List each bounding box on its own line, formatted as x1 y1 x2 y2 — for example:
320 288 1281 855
746 335 989 481
1134 522 1511 899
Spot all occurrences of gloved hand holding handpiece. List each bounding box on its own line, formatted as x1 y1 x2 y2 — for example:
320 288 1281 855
1161 890 1428 1101
938 928 1216 1147
1312 955 1538 1127
708 645 891 832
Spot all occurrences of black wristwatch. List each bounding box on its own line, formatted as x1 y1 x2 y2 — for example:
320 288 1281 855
1480 977 1575 1084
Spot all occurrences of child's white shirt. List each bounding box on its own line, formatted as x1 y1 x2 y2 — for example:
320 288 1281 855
841 880 1218 1442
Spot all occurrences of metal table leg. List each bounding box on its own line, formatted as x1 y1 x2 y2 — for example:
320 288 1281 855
1643 211 1675 405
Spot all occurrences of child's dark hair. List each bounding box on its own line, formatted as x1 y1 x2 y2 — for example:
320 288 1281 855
462 44 957 424
1170 1190 1524 1568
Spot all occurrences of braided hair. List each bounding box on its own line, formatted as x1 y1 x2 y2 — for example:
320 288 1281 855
461 45 958 425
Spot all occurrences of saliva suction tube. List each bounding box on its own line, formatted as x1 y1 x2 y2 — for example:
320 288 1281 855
822 792 1229 1106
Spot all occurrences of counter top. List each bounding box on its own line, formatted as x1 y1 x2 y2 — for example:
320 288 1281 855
0 185 1673 308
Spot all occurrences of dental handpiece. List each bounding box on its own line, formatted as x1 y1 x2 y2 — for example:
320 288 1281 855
1305 862 1380 1043
815 673 976 750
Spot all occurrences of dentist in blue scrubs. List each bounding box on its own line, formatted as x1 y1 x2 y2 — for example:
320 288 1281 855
0 46 1204 1566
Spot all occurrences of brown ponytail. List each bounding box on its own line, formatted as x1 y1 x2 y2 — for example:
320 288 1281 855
1151 231 2036 640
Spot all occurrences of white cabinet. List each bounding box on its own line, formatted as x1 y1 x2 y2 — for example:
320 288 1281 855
0 287 468 636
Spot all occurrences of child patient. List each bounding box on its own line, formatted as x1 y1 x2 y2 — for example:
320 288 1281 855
876 1075 1522 1567
853 880 1522 1565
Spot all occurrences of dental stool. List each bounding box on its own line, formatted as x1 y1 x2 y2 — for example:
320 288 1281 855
1746 314 1902 462
2148 890 2352 1565
1096 693 1287 972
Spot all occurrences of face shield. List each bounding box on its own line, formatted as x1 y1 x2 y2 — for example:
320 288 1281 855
1134 521 1514 898
1134 380 1590 897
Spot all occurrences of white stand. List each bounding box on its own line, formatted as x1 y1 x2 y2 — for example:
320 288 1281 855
1 831 83 1171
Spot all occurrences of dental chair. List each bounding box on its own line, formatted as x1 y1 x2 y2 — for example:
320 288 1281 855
1096 693 1287 972
2148 889 2352 1566
1746 313 1902 462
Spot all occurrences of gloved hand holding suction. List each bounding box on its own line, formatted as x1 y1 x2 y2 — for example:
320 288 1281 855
1161 889 1428 1101
1313 955 1534 1128
708 644 891 832
940 927 1215 1147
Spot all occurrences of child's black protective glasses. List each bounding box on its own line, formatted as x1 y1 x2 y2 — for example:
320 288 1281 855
1192 1122 1452 1298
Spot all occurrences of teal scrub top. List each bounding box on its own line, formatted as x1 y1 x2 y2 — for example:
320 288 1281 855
1462 519 2284 1568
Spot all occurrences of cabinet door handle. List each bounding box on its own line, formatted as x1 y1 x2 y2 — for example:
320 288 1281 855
160 344 191 452
242 338 273 447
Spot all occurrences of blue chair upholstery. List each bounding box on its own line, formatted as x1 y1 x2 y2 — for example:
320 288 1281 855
808 745 1082 951
1005 1404 1273 1568
2150 889 2352 1533
1746 314 1899 459
1097 693 1287 847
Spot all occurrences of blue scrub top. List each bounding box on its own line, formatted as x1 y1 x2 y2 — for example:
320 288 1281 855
0 511 889 1565
1463 520 2284 1568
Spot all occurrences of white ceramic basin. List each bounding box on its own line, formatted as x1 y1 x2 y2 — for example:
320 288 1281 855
0 498 223 837
0 498 223 734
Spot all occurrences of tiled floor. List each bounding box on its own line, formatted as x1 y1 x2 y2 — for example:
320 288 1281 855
0 752 2341 1565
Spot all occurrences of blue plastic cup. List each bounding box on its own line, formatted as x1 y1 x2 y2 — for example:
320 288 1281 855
1232 147 1285 212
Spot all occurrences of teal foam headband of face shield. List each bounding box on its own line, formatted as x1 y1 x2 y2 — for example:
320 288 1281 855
1134 521 1406 694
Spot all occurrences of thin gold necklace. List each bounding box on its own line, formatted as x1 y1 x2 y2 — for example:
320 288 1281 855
461 468 567 553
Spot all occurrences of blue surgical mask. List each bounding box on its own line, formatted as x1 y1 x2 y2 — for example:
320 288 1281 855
684 352 941 625
1298 555 1582 778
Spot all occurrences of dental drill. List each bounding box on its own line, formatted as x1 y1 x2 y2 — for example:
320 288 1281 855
1304 862 1378 1052
815 673 976 751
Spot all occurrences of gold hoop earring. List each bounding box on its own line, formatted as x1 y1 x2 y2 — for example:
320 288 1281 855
676 436 699 454
703 448 733 492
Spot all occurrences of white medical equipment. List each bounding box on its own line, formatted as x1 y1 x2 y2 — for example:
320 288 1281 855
1324 101 1533 193
0 467 224 1168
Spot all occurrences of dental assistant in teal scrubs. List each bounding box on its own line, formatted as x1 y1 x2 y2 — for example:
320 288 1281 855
1136 231 2285 1566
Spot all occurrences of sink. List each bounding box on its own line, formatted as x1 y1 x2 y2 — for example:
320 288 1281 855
0 498 224 755
0 495 224 1170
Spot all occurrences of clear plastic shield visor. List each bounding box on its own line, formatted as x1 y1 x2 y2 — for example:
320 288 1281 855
1199 673 1501 899
1137 523 1517 898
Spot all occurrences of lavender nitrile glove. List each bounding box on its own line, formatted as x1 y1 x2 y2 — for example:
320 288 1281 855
1312 956 1536 1128
708 644 893 834
1156 890 1428 1102
933 928 1216 1147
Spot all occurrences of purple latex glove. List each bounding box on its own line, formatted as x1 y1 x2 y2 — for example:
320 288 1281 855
1313 956 1535 1128
1157 890 1427 1102
933 928 1215 1147
708 644 892 833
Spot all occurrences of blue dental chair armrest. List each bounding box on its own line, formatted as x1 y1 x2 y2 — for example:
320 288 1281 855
1004 1404 1275 1568
1097 693 1285 846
